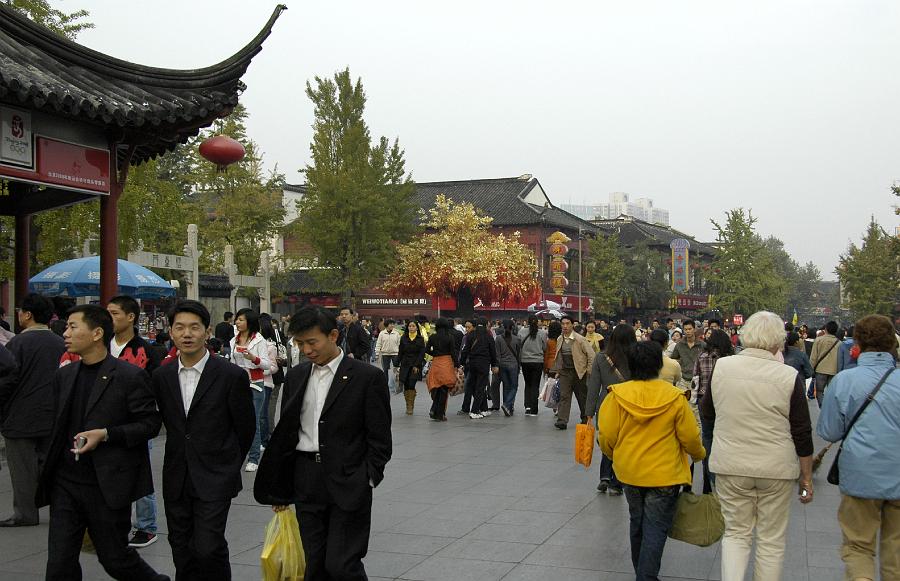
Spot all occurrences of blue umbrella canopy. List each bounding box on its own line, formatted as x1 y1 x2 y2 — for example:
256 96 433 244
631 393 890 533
29 257 176 299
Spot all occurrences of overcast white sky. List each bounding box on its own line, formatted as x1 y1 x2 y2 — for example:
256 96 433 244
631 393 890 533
71 0 900 279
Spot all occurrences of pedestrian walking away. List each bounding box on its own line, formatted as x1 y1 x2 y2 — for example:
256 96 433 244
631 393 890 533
700 311 813 581
518 315 547 416
425 318 459 421
495 319 522 416
817 314 900 581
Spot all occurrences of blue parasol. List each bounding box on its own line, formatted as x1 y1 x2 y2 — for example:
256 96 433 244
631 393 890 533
29 257 176 299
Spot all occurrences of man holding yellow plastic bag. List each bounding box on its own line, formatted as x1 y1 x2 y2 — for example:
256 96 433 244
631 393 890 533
255 307 392 581
261 507 305 581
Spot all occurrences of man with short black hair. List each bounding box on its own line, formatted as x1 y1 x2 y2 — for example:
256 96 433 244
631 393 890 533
810 320 841 407
551 314 595 430
0 293 66 527
256 306 392 580
151 300 255 581
338 306 371 360
214 311 235 357
37 305 166 580
107 295 162 548
671 319 705 392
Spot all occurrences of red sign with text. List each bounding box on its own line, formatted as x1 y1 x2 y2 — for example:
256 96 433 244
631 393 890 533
0 137 110 195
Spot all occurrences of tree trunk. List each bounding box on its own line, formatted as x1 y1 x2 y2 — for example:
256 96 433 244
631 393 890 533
456 286 475 319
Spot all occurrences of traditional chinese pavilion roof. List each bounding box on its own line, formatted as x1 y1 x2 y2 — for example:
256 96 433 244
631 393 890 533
413 176 599 234
592 215 717 256
0 4 286 166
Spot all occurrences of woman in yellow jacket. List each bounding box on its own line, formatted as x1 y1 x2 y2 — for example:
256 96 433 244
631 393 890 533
598 341 706 581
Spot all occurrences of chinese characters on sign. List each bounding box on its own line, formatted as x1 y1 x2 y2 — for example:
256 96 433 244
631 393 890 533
670 238 691 293
547 231 571 295
675 294 708 310
360 297 430 307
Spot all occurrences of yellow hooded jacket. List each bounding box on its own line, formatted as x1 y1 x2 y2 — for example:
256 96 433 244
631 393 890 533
598 379 706 488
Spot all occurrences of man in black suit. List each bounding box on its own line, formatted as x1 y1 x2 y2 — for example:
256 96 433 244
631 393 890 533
214 311 235 357
36 305 167 581
337 306 371 361
151 300 255 581
255 307 392 581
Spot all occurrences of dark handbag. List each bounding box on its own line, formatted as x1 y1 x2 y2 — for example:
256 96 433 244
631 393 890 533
827 367 895 485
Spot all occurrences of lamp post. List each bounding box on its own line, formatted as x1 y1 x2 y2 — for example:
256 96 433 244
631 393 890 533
578 227 583 323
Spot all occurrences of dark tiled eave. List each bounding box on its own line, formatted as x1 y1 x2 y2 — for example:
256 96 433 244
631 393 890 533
0 4 285 166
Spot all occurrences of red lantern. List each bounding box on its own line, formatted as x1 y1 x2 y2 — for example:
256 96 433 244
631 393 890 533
549 243 569 256
199 135 246 172
550 260 569 273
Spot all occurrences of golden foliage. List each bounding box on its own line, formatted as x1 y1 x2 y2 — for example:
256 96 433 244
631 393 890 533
382 195 539 300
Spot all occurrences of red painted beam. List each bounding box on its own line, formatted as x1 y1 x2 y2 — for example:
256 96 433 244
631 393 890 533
14 213 29 311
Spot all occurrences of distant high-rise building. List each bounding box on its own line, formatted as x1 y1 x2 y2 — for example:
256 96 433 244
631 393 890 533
561 192 670 225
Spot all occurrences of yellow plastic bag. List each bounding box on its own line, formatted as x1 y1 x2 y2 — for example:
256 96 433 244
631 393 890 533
261 508 306 581
573 423 595 468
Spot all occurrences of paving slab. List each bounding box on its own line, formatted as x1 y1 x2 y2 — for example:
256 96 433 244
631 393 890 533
0 378 865 580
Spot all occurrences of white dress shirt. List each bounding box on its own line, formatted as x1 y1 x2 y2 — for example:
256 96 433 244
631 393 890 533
177 349 210 414
296 350 344 452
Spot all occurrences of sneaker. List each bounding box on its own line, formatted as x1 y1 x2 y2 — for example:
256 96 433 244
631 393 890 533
244 462 258 472
457 409 469 415
501 404 511 417
597 479 609 493
524 410 537 417
469 412 484 419
128 531 158 548
554 421 567 430
608 487 624 496
481 410 493 417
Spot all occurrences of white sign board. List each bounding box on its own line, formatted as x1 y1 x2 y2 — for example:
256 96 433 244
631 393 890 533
1 107 33 168
128 251 194 271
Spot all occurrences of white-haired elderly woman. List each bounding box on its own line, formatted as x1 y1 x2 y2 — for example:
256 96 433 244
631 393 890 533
699 311 814 581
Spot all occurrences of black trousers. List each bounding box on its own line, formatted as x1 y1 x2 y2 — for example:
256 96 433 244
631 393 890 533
46 480 165 581
462 366 490 414
430 386 449 418
521 362 544 413
164 477 232 581
294 453 372 581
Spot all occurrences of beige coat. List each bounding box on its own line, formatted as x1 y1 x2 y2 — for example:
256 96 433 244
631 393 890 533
810 334 840 376
708 348 801 480
553 332 595 379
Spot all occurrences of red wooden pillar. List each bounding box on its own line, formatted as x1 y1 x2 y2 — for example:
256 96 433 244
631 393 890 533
99 144 121 305
14 213 30 308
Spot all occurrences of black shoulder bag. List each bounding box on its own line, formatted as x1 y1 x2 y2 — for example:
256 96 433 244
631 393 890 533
827 367 895 485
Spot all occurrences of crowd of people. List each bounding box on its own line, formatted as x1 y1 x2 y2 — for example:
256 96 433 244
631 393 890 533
0 295 898 581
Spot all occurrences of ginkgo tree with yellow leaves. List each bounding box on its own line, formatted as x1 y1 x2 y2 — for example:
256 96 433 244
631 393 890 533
382 195 539 317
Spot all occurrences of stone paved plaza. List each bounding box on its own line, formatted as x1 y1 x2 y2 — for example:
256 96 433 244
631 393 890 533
0 379 853 580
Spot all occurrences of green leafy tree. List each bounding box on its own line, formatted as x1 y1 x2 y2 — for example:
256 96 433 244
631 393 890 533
708 209 789 315
190 105 285 275
835 218 900 319
5 0 93 39
619 241 672 311
761 236 799 317
790 261 823 318
584 233 625 315
292 68 417 302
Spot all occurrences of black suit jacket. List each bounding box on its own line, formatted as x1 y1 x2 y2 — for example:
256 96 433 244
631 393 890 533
254 355 392 511
36 355 162 510
338 322 372 361
151 354 256 501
